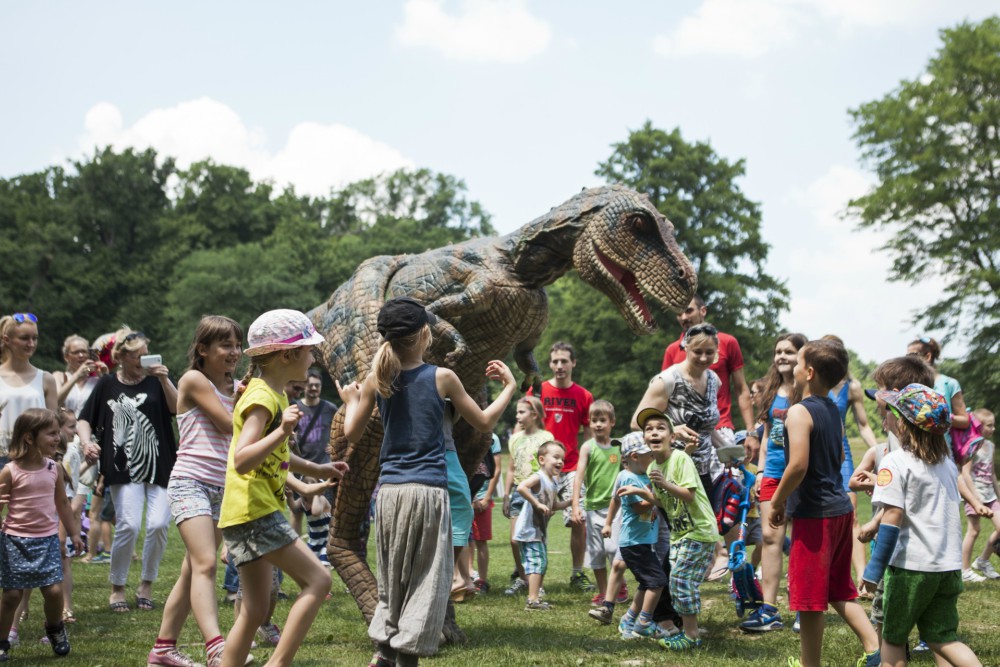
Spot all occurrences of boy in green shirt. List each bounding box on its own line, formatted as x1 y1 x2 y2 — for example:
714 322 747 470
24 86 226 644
640 407 719 651
572 400 626 605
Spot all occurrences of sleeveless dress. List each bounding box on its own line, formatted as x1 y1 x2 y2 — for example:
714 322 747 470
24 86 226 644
0 370 46 460
828 381 854 493
657 367 722 481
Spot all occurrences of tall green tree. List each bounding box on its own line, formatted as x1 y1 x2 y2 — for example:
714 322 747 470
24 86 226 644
848 17 1000 411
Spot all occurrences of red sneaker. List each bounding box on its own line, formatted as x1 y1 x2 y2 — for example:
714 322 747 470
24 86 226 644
615 582 629 604
590 592 605 607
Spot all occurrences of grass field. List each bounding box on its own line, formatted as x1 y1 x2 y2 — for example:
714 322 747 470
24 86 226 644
10 442 1000 666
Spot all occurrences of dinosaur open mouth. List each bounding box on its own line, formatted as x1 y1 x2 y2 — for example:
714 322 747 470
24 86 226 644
593 245 655 329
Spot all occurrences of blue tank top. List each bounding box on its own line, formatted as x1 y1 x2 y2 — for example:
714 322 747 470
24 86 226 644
762 394 790 479
785 396 854 519
376 364 447 488
828 381 851 455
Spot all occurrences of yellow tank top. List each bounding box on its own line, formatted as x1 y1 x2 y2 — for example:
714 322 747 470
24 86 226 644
218 379 290 528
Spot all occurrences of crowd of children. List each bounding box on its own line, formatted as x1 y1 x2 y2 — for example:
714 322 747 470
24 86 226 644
0 296 996 667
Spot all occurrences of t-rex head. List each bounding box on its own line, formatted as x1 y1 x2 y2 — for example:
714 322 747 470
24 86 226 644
569 186 697 334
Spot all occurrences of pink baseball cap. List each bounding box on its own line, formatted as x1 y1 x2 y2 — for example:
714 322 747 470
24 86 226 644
246 309 325 357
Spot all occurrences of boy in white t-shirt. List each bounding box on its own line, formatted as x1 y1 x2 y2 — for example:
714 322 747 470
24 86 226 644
962 408 1000 580
862 384 983 667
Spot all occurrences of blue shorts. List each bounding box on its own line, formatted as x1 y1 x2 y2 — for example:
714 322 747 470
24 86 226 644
840 448 855 494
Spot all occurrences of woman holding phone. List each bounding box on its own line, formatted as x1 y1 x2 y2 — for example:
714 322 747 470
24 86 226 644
53 334 108 415
78 327 178 613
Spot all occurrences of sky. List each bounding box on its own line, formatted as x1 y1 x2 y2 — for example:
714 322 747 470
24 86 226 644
1 1 993 364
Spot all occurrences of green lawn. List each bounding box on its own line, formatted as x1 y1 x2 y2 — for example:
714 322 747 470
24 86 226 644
14 442 1000 666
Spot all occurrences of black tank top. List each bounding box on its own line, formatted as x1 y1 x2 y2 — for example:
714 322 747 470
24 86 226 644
785 396 854 519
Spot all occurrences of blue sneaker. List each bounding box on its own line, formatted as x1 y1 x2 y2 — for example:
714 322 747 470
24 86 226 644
739 605 783 632
629 622 679 641
913 640 930 653
857 649 880 667
618 615 635 640
657 633 702 651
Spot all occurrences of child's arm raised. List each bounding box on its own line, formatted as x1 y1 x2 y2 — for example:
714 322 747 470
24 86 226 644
289 453 349 483
233 404 301 475
517 474 550 518
648 467 695 503
616 483 656 513
768 403 813 528
337 375 378 443
440 361 516 433
286 473 336 499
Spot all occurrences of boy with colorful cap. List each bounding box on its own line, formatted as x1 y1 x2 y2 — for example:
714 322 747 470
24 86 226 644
640 407 718 651
861 383 983 667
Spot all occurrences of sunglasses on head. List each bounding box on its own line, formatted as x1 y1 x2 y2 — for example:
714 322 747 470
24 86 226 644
123 332 146 343
11 313 37 324
687 323 718 337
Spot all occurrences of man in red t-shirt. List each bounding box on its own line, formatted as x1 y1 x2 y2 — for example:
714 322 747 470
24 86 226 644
661 296 757 458
528 341 595 591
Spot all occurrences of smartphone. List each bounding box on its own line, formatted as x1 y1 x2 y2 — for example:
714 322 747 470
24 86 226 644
140 354 162 368
88 349 99 362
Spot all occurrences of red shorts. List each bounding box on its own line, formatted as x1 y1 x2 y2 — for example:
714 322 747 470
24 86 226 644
471 500 494 541
787 513 857 611
758 476 780 503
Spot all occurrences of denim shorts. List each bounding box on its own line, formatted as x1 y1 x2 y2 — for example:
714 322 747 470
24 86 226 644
221 510 299 567
168 476 224 525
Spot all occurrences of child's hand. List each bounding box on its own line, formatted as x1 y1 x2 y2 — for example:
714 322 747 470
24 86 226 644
220 546 229 564
71 535 85 556
616 485 645 498
768 500 787 528
860 579 878 594
648 468 666 490
976 503 994 518
484 360 515 386
671 425 700 453
502 496 512 518
335 380 361 403
315 461 350 483
473 498 488 513
858 520 878 544
851 469 876 494
280 404 302 435
601 524 612 539
536 503 552 518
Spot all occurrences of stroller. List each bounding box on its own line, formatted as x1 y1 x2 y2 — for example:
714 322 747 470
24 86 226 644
725 431 764 618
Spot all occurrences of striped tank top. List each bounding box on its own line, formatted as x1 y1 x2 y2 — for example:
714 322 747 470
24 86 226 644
170 383 235 488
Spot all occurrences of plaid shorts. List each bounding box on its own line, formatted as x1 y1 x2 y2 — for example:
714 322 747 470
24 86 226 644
519 540 548 575
669 538 715 616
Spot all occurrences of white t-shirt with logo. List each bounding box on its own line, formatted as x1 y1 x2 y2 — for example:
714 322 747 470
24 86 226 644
873 449 962 573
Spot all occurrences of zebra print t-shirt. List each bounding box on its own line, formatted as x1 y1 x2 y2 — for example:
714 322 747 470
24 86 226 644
78 374 177 488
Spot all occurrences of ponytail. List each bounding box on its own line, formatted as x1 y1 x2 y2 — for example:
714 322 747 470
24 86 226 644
237 360 259 397
0 316 13 364
370 324 432 399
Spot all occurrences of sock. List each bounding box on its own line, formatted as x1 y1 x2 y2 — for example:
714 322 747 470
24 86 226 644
152 638 176 655
622 609 636 623
206 635 224 659
572 568 583 576
603 600 615 613
638 611 653 625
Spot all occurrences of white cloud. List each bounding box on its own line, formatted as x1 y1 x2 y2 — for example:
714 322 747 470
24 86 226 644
77 98 413 196
395 0 551 63
653 0 961 59
777 164 953 362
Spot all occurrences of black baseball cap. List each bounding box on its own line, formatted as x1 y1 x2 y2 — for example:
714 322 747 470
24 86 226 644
377 297 437 341
864 388 878 401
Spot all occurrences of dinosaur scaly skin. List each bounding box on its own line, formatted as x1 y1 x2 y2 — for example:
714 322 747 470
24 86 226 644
309 185 696 628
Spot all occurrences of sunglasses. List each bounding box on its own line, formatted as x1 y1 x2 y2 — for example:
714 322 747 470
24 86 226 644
11 313 37 324
686 323 718 337
123 332 146 343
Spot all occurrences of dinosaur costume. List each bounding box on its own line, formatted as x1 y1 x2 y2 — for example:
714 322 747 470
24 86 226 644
309 184 696 634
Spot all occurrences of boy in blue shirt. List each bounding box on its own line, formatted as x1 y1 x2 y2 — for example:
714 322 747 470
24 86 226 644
603 436 673 640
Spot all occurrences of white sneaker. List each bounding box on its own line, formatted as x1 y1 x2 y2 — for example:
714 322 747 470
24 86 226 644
962 568 986 583
973 557 1000 580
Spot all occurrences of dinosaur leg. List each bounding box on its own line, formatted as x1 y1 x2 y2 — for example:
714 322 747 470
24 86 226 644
327 409 383 623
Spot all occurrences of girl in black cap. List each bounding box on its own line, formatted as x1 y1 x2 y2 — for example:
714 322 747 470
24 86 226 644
338 297 516 667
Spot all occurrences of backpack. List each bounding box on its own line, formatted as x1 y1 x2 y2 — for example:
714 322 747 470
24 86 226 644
713 468 743 536
951 413 985 465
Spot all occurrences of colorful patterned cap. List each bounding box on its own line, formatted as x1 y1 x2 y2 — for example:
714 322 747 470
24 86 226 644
875 383 952 435
246 309 325 357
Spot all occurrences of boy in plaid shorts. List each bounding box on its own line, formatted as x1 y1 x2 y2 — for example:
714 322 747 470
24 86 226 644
641 407 719 651
514 442 570 610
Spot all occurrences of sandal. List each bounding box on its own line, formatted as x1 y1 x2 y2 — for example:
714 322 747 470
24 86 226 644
135 596 155 611
108 600 130 613
62 609 77 624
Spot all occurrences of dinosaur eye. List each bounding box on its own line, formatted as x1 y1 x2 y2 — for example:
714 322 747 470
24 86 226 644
626 214 652 235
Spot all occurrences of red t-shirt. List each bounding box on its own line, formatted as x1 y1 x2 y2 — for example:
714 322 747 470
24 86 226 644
528 381 593 472
661 331 745 429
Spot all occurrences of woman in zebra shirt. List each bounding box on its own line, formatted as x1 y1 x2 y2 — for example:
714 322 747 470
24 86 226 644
78 327 178 613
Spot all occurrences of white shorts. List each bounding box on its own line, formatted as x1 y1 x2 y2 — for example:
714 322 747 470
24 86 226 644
585 507 621 570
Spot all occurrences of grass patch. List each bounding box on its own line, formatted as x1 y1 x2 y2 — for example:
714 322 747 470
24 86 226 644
15 441 1000 665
